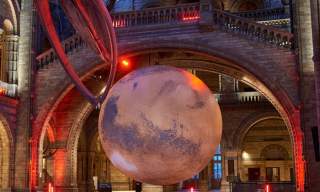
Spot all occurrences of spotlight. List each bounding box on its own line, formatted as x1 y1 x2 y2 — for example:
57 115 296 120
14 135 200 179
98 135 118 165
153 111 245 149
121 59 130 68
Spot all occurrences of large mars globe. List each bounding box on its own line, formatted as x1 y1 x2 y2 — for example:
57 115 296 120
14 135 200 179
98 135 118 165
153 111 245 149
98 65 222 185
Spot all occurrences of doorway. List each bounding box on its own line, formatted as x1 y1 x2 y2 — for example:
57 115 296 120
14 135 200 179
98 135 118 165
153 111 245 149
248 168 260 181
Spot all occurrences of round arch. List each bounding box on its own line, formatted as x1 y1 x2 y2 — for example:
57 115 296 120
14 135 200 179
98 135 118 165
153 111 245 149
0 0 19 34
61 62 300 188
237 115 295 183
0 114 13 190
233 112 282 149
33 46 303 191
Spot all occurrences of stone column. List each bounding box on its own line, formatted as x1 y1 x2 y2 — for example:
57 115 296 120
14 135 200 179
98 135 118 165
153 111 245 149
220 153 230 192
220 150 238 192
142 183 163 192
221 75 236 93
207 160 213 189
297 0 320 191
199 167 209 192
199 0 213 31
15 0 33 191
3 35 19 84
310 0 320 191
53 147 79 192
220 75 237 103
1 37 5 82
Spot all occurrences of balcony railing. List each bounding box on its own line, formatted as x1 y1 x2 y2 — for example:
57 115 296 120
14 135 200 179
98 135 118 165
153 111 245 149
234 7 289 21
0 81 17 97
213 9 294 49
36 3 294 69
237 91 266 103
112 3 200 28
215 91 267 104
36 35 85 69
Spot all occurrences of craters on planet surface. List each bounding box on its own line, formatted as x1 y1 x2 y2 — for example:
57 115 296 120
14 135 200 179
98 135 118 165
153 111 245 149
98 65 222 185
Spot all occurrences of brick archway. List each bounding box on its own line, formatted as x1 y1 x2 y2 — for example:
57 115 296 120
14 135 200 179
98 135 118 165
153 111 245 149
63 64 301 190
233 112 282 149
32 45 303 191
0 114 13 190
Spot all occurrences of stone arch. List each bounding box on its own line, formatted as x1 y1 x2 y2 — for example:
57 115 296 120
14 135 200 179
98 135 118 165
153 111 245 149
33 44 303 190
0 0 19 34
60 67 297 187
260 144 290 161
0 114 13 190
233 111 282 149
64 66 232 185
67 102 94 186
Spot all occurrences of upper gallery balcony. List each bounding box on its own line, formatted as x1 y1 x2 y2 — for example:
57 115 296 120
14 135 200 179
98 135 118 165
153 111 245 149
233 7 290 30
215 91 268 105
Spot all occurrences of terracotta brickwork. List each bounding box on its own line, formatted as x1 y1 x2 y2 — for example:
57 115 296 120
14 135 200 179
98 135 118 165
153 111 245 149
2 0 320 191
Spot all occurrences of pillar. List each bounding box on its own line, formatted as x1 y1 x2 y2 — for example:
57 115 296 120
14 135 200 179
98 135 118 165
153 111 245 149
199 167 209 192
207 160 213 189
296 0 320 191
2 35 19 84
200 0 213 30
310 0 320 192
220 150 238 192
53 148 78 192
220 75 237 103
15 0 33 191
142 183 163 192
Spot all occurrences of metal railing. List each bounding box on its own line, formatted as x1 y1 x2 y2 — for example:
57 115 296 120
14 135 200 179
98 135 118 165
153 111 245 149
112 3 200 28
215 91 267 104
36 3 294 69
234 7 289 21
213 9 294 49
237 91 266 103
36 35 85 69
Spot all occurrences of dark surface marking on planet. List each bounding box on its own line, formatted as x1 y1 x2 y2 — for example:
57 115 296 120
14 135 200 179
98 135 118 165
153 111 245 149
103 96 144 151
158 80 179 96
133 82 138 90
187 90 205 109
102 95 200 156
187 100 205 109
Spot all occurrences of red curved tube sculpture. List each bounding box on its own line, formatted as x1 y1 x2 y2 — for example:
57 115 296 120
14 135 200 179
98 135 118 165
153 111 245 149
36 0 118 107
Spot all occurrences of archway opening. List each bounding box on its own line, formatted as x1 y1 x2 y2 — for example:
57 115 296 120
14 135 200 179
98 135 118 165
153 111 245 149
240 118 293 181
76 110 136 192
0 117 12 190
36 49 300 192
